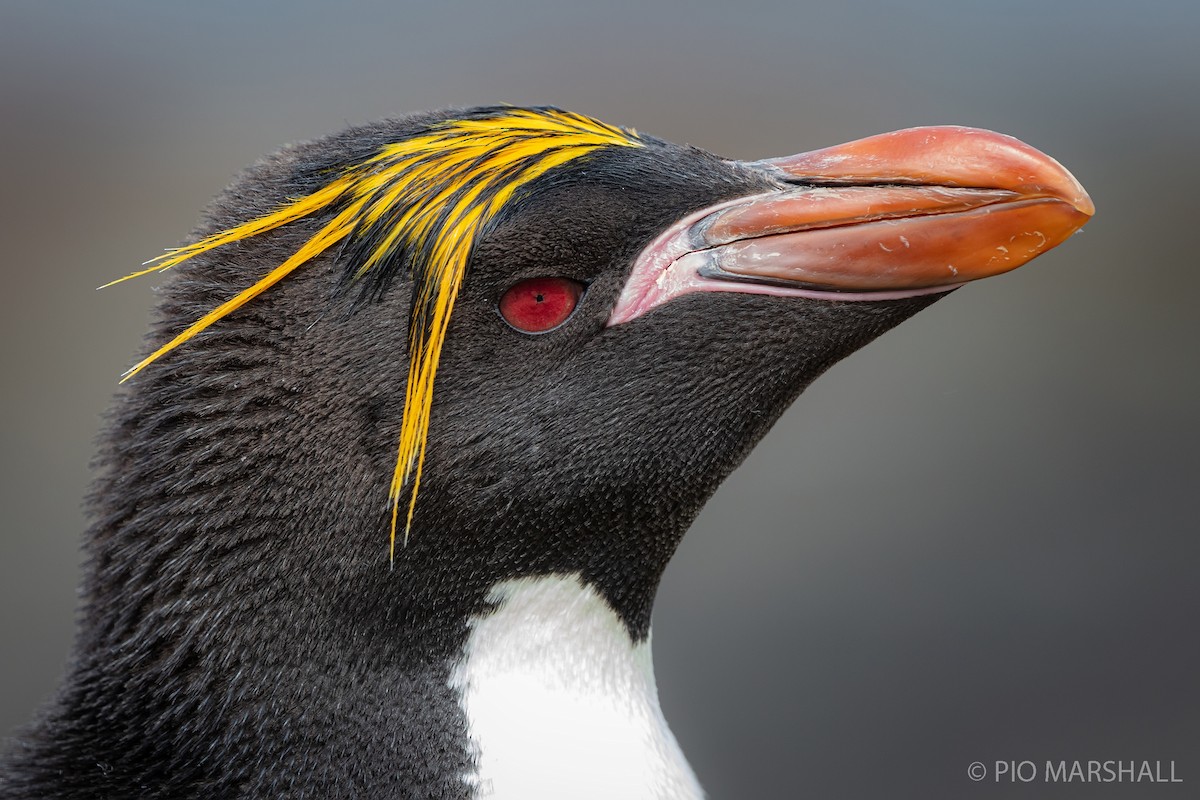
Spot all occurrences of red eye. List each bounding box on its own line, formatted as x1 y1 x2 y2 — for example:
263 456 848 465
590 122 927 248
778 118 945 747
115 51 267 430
498 277 585 333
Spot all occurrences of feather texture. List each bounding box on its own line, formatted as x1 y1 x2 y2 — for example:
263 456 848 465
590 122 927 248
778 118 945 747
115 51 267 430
107 107 643 557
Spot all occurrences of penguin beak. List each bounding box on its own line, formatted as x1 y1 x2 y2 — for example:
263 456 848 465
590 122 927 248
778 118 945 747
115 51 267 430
608 126 1094 326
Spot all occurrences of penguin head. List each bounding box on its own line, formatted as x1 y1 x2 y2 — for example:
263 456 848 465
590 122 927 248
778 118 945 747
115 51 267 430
104 106 1092 636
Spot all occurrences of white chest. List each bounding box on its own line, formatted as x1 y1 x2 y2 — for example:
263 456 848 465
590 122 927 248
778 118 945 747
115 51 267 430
449 574 704 800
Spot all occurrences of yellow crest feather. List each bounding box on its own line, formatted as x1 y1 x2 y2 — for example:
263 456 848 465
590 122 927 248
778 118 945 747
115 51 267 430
110 108 643 559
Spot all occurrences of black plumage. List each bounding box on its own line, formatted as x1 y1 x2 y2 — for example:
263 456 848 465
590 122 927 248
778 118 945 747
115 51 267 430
0 106 1090 799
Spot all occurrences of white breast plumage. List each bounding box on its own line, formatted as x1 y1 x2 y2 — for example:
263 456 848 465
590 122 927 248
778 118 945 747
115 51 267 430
449 574 704 800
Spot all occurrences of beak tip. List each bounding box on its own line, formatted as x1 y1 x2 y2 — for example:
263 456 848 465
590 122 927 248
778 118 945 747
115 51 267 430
1073 191 1096 218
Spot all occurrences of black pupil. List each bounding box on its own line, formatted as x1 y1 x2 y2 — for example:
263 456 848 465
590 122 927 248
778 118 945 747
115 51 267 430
535 293 545 303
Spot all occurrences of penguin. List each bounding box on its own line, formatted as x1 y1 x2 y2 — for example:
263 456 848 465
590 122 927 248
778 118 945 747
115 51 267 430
0 106 1092 799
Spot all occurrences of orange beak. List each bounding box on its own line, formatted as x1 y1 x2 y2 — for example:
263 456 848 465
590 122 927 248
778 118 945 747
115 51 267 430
609 126 1093 325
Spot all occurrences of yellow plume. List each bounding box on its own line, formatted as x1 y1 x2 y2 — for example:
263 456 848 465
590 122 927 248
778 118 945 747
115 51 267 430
109 107 643 559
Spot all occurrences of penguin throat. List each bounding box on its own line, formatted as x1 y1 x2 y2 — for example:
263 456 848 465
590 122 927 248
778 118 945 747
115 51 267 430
449 574 703 800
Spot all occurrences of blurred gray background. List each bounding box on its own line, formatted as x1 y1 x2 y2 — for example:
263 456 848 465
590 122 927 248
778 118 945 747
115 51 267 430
2 1 1196 798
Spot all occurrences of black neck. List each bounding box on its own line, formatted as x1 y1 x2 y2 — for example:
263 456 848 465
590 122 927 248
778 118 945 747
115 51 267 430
5 508 482 798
